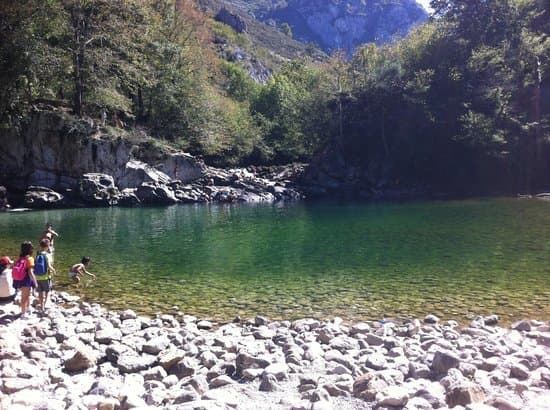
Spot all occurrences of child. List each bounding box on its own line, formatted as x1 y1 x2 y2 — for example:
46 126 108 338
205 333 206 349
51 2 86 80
40 223 59 255
0 256 16 303
35 238 56 312
69 257 96 283
12 241 38 317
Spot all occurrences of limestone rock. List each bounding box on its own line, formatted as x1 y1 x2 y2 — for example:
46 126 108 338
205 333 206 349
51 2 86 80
446 383 485 407
78 173 120 206
376 385 409 407
24 186 64 209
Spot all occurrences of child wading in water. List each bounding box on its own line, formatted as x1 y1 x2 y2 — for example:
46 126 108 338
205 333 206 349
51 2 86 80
12 241 38 317
69 257 96 283
35 238 56 312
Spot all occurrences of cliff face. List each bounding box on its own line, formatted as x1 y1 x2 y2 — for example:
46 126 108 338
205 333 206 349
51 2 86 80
264 0 428 53
0 110 205 194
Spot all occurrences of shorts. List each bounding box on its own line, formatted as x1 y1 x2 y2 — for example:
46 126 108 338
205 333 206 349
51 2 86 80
36 279 52 292
68 271 78 278
13 274 35 289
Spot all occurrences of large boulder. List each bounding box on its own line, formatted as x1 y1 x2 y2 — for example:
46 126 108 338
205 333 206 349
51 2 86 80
158 153 206 183
135 182 177 205
24 186 64 208
79 173 120 206
117 160 172 189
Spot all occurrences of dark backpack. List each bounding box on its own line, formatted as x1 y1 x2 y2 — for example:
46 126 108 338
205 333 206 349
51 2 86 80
35 252 48 276
12 257 28 280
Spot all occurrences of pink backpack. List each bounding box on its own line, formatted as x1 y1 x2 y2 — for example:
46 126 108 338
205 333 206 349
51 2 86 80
12 257 28 280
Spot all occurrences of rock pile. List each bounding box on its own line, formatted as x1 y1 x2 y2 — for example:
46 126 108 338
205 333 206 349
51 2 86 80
18 163 304 209
0 294 548 409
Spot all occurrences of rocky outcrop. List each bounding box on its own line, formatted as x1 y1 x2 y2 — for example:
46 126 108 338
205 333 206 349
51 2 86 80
263 0 428 54
215 7 247 33
78 173 121 206
0 110 304 209
0 294 548 410
23 186 65 209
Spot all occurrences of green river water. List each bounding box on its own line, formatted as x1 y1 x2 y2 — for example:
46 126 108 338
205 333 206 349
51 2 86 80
0 198 548 323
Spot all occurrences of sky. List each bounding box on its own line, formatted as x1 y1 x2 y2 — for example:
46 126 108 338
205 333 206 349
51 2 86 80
417 0 433 13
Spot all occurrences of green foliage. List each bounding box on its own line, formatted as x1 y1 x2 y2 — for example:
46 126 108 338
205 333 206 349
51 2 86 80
333 0 549 192
1 0 548 194
221 62 259 102
251 61 331 163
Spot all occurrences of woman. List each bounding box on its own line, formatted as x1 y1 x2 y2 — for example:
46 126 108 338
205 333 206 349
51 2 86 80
0 256 16 303
12 241 38 317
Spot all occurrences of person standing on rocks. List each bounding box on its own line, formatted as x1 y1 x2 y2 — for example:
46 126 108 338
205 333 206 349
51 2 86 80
35 238 56 312
0 256 16 303
12 241 38 317
69 257 96 283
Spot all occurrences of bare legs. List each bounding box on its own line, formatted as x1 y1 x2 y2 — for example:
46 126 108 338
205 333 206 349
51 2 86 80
20 287 31 315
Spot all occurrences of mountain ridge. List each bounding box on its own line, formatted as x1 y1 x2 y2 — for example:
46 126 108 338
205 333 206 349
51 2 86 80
210 0 428 54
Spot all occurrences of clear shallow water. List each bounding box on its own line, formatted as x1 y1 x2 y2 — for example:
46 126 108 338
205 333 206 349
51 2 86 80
0 198 548 323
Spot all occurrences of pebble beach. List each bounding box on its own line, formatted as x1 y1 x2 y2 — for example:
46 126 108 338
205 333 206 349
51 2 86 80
0 292 549 410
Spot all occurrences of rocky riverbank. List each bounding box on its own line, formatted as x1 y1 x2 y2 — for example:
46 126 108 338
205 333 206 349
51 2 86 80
0 109 305 209
0 292 548 410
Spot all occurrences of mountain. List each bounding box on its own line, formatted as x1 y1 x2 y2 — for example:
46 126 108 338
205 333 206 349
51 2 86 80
213 0 428 54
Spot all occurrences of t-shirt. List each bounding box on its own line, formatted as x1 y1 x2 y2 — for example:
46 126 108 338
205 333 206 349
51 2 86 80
26 256 35 271
0 268 14 298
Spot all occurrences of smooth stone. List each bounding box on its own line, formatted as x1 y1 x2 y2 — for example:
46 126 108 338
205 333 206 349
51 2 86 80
431 350 460 374
197 320 213 330
235 352 270 375
116 353 156 373
350 322 370 335
510 363 530 380
95 328 123 344
142 366 168 382
169 358 197 379
424 315 440 324
158 349 186 370
209 375 235 388
142 336 171 355
511 320 531 332
120 309 138 320
376 385 409 407
365 333 385 346
259 373 280 392
263 363 289 381
365 353 388 370
64 345 98 372
446 382 485 407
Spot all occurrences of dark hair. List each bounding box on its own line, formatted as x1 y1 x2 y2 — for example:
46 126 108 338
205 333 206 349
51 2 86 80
0 262 6 271
45 222 52 228
81 256 91 265
39 238 50 248
20 241 34 257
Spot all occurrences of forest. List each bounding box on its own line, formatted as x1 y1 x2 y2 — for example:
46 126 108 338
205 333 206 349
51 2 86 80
1 0 548 194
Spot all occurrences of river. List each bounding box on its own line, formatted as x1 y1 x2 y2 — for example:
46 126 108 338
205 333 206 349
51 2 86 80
0 198 548 323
